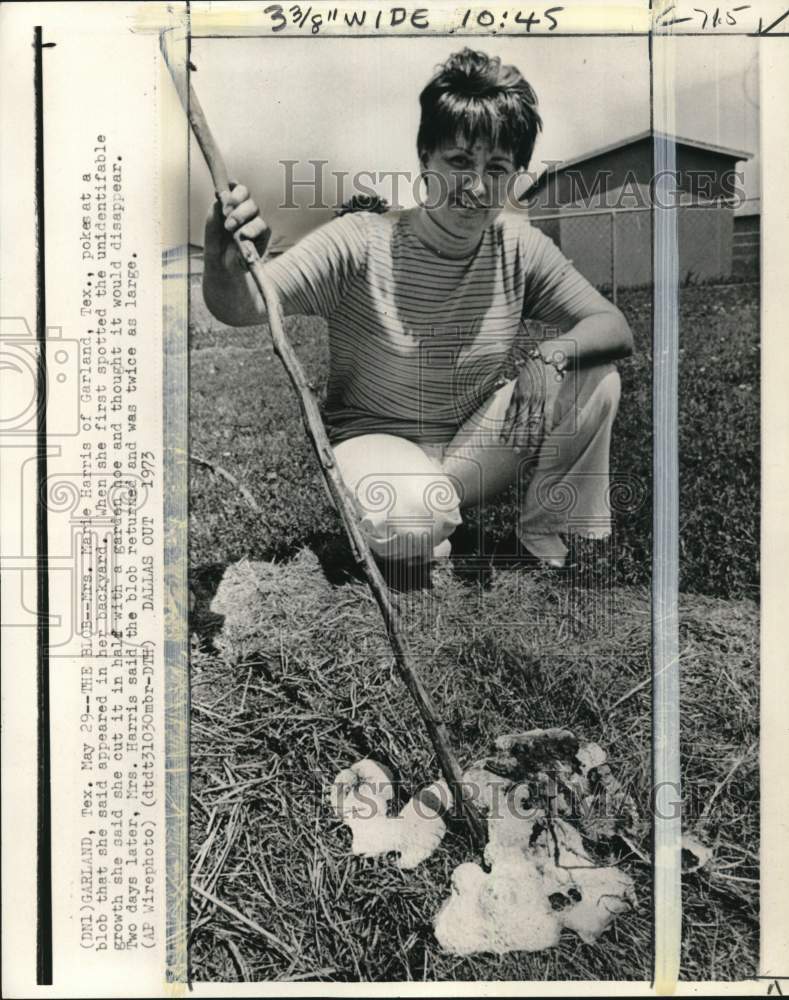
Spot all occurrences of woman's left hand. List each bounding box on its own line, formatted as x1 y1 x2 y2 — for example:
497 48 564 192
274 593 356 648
500 355 565 455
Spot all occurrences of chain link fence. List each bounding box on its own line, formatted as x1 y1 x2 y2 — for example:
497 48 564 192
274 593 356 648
530 201 759 301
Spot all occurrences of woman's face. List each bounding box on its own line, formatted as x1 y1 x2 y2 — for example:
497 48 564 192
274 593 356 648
421 136 518 238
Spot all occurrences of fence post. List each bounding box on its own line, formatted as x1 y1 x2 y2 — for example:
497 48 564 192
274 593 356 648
610 211 618 305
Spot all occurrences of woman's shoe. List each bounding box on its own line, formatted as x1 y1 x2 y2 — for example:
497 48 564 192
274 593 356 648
518 531 568 569
432 538 452 561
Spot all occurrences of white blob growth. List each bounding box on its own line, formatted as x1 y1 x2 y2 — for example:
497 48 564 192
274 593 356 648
434 857 562 955
434 751 637 956
435 790 635 955
332 734 637 957
330 759 448 870
534 817 636 946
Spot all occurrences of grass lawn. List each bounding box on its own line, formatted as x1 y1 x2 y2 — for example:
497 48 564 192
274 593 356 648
187 280 759 982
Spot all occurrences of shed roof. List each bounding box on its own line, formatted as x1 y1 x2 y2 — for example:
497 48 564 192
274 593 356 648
528 129 752 194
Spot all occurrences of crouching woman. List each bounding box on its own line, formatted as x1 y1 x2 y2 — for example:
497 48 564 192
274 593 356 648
202 48 633 569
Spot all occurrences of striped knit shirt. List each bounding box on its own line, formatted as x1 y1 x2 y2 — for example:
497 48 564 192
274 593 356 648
265 206 602 445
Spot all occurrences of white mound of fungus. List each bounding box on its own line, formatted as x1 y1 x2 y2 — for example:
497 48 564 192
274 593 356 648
330 759 449 870
434 855 563 955
434 770 636 955
332 745 636 956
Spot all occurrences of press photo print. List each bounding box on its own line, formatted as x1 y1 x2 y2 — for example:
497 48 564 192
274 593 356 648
182 29 759 984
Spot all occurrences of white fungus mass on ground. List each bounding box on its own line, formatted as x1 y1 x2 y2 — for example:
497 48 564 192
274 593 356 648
330 759 451 870
331 730 639 956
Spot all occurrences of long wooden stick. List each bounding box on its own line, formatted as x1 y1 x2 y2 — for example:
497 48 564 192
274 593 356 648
164 44 486 847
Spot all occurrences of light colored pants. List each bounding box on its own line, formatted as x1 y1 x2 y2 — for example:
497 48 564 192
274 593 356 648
333 363 621 564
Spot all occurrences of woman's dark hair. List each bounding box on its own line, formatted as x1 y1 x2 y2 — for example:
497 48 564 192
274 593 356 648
417 49 542 171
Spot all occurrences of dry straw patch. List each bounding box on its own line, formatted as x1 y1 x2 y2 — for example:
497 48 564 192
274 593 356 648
188 550 757 982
